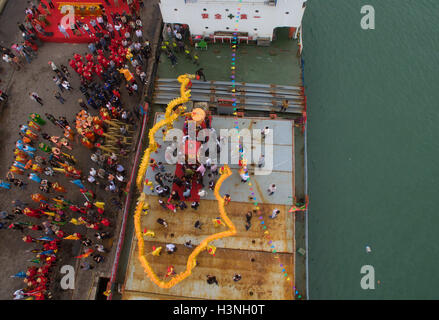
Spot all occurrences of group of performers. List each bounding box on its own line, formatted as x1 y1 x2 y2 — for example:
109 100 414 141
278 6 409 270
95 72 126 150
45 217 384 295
5 108 117 299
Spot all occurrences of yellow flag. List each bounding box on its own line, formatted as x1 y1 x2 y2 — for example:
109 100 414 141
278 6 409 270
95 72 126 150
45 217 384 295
94 201 105 209
152 247 162 256
64 235 80 240
70 218 85 225
143 230 155 237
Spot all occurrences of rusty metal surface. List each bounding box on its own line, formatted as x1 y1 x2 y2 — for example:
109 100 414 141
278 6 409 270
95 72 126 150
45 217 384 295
122 113 296 300
142 199 294 253
122 198 295 299
123 241 294 300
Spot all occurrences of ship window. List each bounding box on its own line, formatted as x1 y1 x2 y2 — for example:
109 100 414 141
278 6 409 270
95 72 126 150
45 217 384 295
174 8 178 11
225 9 229 12
205 27 209 29
285 12 290 14
255 10 259 13
254 28 258 31
203 8 207 11
226 27 229 30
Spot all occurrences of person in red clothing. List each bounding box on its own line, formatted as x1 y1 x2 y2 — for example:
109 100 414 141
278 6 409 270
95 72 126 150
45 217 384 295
97 53 103 64
69 204 80 212
112 89 121 99
45 255 56 266
55 230 64 238
26 266 37 278
23 207 42 218
37 265 50 276
69 58 76 69
48 239 59 250
95 65 103 78
83 71 92 81
224 194 231 206
101 57 110 69
100 218 110 227
86 223 99 230
23 235 35 243
150 158 158 171
75 59 83 69
166 203 177 213
86 60 94 70
24 278 38 288
36 276 48 286
110 106 119 118
93 124 104 136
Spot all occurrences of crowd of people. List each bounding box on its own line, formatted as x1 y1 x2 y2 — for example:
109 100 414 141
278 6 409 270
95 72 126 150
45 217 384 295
144 107 281 284
0 3 44 109
161 23 202 68
0 0 296 297
56 1 144 42
0 2 43 71
2 53 140 298
0 0 152 299
3 104 117 299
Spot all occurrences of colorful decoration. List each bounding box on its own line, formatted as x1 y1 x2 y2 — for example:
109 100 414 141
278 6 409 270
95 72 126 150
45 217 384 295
76 248 93 259
133 76 237 288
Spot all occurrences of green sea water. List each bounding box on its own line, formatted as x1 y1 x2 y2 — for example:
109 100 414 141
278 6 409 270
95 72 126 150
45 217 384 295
304 0 439 299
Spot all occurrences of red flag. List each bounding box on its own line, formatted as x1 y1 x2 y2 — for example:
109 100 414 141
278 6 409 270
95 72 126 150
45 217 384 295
76 248 93 259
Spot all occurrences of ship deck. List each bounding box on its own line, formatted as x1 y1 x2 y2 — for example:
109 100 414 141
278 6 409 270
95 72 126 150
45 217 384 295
117 27 307 300
121 113 296 300
158 28 303 87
